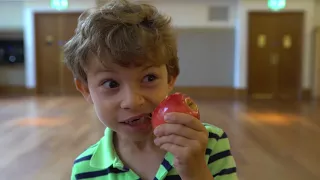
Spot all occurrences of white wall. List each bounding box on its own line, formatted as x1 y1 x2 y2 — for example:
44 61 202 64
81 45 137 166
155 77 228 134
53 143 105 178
315 1 320 26
23 0 237 89
151 0 237 29
235 0 316 90
0 0 317 92
0 1 24 30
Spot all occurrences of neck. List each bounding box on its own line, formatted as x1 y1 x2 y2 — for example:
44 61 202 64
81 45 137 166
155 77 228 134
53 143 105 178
114 132 158 152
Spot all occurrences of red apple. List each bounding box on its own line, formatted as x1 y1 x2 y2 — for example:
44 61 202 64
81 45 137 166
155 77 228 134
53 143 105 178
151 92 200 129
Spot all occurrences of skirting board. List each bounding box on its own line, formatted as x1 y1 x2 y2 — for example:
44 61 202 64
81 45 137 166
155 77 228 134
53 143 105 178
0 86 35 97
173 86 312 100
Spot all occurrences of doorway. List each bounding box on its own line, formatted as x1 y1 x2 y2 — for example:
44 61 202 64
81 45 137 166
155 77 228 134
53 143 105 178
35 12 82 95
247 12 304 100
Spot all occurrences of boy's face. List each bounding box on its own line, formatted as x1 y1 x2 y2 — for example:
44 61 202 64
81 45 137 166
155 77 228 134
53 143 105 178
75 56 176 141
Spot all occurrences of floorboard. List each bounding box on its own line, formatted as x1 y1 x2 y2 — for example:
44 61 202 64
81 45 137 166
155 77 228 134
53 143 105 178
0 96 319 180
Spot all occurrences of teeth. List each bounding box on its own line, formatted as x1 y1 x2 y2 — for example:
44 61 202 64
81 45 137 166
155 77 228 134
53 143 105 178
124 116 150 125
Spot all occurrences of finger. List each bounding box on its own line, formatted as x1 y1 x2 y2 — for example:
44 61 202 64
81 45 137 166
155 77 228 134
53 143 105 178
159 143 186 159
165 112 206 132
154 134 194 147
154 123 200 140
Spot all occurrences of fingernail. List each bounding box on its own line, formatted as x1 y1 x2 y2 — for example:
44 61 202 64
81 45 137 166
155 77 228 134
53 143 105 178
154 138 159 145
164 114 171 121
154 127 159 135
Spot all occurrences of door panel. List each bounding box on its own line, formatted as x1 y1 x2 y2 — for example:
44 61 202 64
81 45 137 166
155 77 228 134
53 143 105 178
60 13 81 95
248 12 278 99
276 13 304 99
314 28 320 98
247 12 304 100
35 13 61 95
35 12 82 95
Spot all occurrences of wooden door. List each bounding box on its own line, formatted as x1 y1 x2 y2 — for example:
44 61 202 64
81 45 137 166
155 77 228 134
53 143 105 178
60 13 81 95
35 13 61 95
314 27 320 99
35 12 81 95
276 13 303 99
248 13 278 99
247 12 304 100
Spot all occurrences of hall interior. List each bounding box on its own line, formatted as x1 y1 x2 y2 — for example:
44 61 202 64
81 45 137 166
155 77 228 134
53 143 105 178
0 0 320 180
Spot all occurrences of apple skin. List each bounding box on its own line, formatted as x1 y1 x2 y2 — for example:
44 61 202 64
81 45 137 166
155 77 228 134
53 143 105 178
151 92 200 129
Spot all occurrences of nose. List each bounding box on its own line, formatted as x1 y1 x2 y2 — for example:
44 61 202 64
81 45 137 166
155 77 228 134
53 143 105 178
120 87 145 110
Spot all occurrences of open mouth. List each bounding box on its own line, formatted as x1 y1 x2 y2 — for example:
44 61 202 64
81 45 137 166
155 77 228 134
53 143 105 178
122 113 152 126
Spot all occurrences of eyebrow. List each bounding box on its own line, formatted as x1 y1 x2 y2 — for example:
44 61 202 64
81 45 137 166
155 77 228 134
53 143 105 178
142 65 154 71
92 64 155 75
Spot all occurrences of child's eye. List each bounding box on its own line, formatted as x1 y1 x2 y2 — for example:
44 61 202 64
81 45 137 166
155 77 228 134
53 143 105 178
142 74 158 83
102 80 119 89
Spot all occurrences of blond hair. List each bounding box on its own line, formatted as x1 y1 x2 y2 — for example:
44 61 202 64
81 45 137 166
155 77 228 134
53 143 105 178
63 0 179 83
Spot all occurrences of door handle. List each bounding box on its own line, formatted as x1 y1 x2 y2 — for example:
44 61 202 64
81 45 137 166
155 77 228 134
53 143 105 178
270 53 279 65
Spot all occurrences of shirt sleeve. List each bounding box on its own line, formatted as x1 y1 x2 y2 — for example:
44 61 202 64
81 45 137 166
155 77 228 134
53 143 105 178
206 130 238 180
70 165 77 180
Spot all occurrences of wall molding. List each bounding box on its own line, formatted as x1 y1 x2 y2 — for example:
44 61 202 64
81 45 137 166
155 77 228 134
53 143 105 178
173 86 312 101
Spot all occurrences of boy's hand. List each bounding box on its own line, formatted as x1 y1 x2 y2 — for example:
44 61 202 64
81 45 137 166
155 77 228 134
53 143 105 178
153 112 213 180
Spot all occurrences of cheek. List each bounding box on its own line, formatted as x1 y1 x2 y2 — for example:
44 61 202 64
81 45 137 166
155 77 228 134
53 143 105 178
90 91 118 124
93 101 118 126
147 83 171 106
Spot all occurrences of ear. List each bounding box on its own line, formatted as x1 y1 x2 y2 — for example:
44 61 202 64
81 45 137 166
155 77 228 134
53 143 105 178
168 76 177 92
75 78 93 104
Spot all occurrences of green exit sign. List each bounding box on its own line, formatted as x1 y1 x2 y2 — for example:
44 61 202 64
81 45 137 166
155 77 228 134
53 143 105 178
268 0 286 11
51 0 69 10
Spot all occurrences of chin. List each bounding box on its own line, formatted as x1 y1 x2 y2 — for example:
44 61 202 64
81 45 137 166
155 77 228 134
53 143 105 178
117 121 153 140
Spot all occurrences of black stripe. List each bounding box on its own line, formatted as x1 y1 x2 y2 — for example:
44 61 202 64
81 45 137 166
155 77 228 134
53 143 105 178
161 158 173 171
208 132 219 140
220 132 228 139
164 175 181 180
74 155 92 164
213 167 237 177
208 150 231 164
75 167 127 179
205 148 212 155
153 177 158 180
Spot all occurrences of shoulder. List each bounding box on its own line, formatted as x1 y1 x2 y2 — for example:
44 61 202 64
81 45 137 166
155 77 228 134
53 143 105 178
202 122 231 154
202 123 238 179
70 140 101 179
74 141 100 163
203 123 227 142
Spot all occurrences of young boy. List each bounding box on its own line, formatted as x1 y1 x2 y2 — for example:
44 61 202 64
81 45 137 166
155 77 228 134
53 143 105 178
64 0 238 179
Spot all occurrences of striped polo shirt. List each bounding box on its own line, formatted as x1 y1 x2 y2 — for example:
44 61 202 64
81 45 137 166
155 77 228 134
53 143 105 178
71 123 238 180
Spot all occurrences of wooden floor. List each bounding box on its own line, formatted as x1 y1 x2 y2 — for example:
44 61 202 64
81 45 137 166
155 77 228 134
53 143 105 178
0 96 319 180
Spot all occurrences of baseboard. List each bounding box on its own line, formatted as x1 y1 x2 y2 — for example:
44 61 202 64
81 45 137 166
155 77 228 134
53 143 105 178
0 85 35 96
302 89 311 100
172 86 247 99
172 86 314 100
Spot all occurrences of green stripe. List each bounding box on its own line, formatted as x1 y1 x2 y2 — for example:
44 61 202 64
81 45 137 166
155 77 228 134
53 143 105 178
208 156 236 174
75 142 99 160
211 138 232 153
